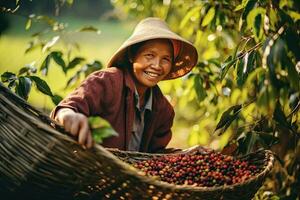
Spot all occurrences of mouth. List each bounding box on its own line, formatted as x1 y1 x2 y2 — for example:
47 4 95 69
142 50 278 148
144 71 161 78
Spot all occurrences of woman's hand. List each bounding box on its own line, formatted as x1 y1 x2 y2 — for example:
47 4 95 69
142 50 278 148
55 108 94 148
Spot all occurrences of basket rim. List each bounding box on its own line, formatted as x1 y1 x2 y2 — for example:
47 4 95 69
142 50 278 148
0 83 275 193
106 148 275 192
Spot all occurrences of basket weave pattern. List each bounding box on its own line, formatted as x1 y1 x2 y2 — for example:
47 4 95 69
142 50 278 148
0 83 274 200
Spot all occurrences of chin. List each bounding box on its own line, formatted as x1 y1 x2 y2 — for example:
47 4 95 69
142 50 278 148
144 83 157 87
142 80 157 88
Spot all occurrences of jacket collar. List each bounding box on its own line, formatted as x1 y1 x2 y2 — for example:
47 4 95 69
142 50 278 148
123 68 136 93
123 67 161 114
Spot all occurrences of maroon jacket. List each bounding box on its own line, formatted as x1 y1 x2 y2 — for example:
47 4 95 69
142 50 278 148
51 67 175 152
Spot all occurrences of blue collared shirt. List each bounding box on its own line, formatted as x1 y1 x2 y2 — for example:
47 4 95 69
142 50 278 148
128 87 153 151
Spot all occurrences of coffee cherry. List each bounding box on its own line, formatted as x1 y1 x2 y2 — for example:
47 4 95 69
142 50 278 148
132 149 261 187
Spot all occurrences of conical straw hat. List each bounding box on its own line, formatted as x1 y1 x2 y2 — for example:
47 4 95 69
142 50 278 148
107 17 198 80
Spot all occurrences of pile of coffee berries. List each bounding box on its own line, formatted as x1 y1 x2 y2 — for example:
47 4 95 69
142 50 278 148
133 149 261 187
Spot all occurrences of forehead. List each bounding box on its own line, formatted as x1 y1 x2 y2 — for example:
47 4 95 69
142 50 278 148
138 39 173 55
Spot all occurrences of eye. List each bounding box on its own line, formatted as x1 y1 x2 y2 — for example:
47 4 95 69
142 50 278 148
162 57 171 63
144 53 154 58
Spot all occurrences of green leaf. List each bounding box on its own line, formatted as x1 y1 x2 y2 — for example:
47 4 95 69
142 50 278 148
16 76 32 100
220 56 236 81
234 0 249 11
42 36 60 52
273 102 292 131
284 27 300 61
67 57 85 70
232 41 243 60
207 58 221 68
242 0 256 19
89 116 118 143
258 132 279 147
285 57 300 91
179 6 202 29
65 73 80 88
202 7 216 27
269 8 278 31
245 132 258 154
254 14 262 40
237 132 258 154
194 30 204 47
18 64 37 75
246 7 266 40
84 61 103 77
30 76 53 96
1 72 17 82
236 51 256 86
92 127 118 143
278 9 294 25
246 7 266 29
77 26 101 34
215 104 242 135
25 40 41 54
194 74 207 102
40 54 51 76
257 85 276 115
51 94 63 105
287 10 300 21
267 38 289 89
66 72 80 88
51 51 66 71
25 19 32 30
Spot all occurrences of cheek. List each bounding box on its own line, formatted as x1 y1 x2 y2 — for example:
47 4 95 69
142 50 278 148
164 64 172 74
133 62 142 72
132 63 145 79
133 57 149 72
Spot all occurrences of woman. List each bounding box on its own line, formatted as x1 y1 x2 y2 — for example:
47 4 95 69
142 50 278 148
51 17 198 152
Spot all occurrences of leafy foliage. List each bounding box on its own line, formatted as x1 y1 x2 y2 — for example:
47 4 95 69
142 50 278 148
1 0 299 198
88 116 119 143
0 2 109 142
112 0 300 198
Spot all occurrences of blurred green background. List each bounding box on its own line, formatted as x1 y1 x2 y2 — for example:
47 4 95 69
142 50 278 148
0 15 133 105
0 0 197 149
1 0 300 199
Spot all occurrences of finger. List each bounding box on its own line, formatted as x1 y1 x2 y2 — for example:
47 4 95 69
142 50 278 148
86 131 93 148
78 120 89 146
70 121 80 137
63 118 72 133
55 110 69 125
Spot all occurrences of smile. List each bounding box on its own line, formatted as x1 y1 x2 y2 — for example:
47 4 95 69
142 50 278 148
144 71 161 78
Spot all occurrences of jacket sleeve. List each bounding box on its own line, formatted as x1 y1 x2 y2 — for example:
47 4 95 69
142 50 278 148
149 101 175 153
50 70 116 119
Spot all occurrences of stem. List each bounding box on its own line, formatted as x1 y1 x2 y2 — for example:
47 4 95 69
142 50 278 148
287 100 300 119
236 42 262 61
0 5 20 13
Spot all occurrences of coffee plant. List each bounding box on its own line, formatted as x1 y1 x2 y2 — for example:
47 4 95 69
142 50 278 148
113 0 299 199
1 0 299 199
0 0 116 143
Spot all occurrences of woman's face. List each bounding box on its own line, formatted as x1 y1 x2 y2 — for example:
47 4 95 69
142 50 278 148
131 39 173 92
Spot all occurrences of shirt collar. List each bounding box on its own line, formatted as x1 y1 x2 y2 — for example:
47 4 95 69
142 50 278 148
134 87 153 111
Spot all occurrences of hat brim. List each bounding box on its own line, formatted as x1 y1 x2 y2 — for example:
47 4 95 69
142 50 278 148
107 19 198 80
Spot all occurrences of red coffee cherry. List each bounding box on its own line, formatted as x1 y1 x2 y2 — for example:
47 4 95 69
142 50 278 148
132 149 261 187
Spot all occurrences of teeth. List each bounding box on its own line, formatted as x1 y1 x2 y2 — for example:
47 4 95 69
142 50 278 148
145 71 159 77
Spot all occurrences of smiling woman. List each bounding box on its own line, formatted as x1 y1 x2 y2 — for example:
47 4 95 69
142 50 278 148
50 17 198 153
130 39 173 95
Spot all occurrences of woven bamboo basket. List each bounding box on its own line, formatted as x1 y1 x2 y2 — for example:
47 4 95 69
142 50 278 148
0 82 274 200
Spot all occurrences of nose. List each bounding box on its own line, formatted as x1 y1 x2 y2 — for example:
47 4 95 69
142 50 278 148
151 57 161 69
